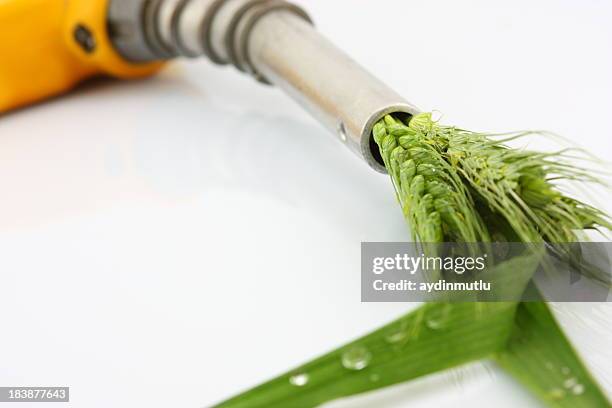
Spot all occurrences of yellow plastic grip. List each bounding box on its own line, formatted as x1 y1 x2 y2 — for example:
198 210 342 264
0 0 164 113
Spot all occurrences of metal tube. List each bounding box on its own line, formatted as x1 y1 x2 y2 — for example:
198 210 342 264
107 0 420 172
208 0 252 64
246 11 419 172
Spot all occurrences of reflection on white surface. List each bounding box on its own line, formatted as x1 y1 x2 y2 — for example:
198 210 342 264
1 0 611 407
0 61 414 408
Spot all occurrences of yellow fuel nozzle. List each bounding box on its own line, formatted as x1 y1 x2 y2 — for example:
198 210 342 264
1 0 418 172
0 0 162 113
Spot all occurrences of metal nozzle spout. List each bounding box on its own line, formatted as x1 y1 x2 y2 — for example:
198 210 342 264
108 0 420 173
246 11 419 172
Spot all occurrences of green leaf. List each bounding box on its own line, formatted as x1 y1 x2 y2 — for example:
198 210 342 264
496 301 610 407
214 302 518 408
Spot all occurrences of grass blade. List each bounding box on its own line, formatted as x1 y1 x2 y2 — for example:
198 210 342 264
214 303 517 408
496 301 610 407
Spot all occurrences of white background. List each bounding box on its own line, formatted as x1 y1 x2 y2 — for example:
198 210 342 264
1 0 611 407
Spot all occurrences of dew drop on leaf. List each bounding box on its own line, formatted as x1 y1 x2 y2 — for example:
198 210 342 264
563 377 578 389
289 373 309 387
385 330 408 344
341 346 372 371
426 318 444 330
572 384 585 395
548 388 566 400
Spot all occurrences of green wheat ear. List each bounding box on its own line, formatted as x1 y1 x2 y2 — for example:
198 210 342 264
374 115 490 243
378 112 612 244
215 113 611 408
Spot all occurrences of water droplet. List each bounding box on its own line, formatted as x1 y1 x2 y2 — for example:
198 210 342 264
561 366 571 375
369 373 380 382
545 362 554 371
289 373 309 387
341 346 372 371
563 377 578 389
385 330 408 344
426 318 444 330
572 384 585 395
426 305 452 330
548 388 566 400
